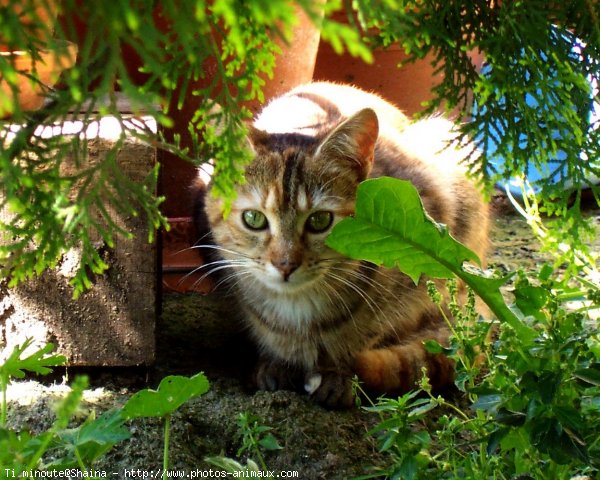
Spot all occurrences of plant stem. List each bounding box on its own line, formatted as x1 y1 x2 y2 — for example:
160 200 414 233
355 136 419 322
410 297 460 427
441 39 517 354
163 415 170 480
75 447 88 472
249 430 267 472
1 377 7 428
26 430 56 471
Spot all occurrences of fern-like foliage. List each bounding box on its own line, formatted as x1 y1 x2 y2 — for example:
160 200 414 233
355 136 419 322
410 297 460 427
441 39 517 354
0 0 364 296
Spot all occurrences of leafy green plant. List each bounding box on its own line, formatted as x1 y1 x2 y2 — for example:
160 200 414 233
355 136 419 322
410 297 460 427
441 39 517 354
122 373 210 480
236 412 283 470
0 343 210 478
206 412 282 475
0 339 66 427
326 177 599 478
359 276 600 479
0 0 368 296
350 0 599 272
0 340 81 476
45 409 131 472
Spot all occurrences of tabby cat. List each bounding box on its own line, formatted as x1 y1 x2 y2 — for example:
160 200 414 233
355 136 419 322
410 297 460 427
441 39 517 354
194 82 489 408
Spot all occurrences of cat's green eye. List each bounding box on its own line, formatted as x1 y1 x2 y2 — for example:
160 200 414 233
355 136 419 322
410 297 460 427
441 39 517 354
305 211 333 234
242 210 268 230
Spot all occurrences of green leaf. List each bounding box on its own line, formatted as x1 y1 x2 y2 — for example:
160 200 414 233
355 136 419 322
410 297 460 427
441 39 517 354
122 373 210 419
495 408 527 427
258 433 283 451
486 427 510 455
0 427 37 470
574 367 600 386
49 409 131 468
554 406 586 434
408 400 437 419
326 178 532 341
423 339 444 354
529 417 589 464
0 339 67 381
514 284 549 319
398 455 418 480
471 393 502 413
327 177 479 283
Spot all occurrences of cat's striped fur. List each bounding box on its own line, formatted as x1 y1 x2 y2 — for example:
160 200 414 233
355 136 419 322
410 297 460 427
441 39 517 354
195 82 489 408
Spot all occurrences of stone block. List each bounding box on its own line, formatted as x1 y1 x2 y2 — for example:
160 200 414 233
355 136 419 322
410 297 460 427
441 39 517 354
0 117 157 366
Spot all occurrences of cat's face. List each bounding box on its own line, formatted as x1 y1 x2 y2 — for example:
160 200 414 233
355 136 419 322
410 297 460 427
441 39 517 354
204 109 378 294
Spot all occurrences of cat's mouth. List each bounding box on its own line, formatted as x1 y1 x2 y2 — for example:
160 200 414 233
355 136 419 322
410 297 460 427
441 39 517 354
258 265 322 293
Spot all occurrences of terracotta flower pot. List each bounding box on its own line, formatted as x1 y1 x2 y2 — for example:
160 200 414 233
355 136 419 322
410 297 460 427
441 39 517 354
0 0 58 52
314 42 443 117
159 2 326 218
0 40 77 118
243 2 325 114
314 10 484 118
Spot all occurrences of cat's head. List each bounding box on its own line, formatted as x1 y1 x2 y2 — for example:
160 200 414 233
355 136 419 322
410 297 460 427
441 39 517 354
204 108 378 293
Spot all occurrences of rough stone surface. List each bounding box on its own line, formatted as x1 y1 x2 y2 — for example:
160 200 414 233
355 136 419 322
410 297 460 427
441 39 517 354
0 135 156 366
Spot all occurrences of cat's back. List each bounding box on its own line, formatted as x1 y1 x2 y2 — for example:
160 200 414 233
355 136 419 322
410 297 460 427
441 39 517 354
254 81 472 180
254 81 410 138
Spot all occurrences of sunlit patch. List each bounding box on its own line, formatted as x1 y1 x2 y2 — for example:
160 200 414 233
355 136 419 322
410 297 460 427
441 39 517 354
234 187 265 211
6 380 111 407
297 187 308 211
265 186 278 211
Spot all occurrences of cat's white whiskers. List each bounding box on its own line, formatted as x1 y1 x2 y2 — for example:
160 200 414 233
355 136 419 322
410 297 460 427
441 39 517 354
312 258 388 291
167 233 216 259
194 262 248 284
318 279 355 321
326 265 390 293
190 243 254 260
191 230 214 245
316 258 416 294
176 242 262 290
187 262 248 290
324 271 381 317
212 270 255 293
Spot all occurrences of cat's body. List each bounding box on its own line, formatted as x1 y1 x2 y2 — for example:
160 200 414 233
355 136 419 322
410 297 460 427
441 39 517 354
195 82 489 407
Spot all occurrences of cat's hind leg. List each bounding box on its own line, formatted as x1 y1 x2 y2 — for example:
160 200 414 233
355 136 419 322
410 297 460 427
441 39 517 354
353 326 455 395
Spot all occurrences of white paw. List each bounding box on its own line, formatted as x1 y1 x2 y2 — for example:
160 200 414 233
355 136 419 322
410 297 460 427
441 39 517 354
304 373 322 394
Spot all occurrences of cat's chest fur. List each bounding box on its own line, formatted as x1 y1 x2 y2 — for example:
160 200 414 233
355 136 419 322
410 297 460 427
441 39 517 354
244 281 336 330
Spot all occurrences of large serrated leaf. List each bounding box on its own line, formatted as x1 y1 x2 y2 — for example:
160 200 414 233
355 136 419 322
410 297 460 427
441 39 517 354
328 177 479 283
326 177 531 340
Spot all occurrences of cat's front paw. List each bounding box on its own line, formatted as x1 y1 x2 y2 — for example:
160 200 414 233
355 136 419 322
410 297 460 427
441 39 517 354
254 357 302 392
304 370 354 409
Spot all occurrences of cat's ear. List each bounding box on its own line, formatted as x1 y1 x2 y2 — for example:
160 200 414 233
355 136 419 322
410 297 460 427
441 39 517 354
202 103 266 154
246 125 269 152
316 108 379 181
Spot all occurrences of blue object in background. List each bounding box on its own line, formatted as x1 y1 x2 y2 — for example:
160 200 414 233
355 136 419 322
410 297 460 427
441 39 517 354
474 27 599 197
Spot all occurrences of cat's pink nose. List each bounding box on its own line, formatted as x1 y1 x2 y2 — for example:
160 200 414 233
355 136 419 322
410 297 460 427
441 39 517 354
272 259 299 281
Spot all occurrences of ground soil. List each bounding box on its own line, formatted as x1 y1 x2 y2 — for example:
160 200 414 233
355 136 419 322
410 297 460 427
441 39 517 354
5 195 600 479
